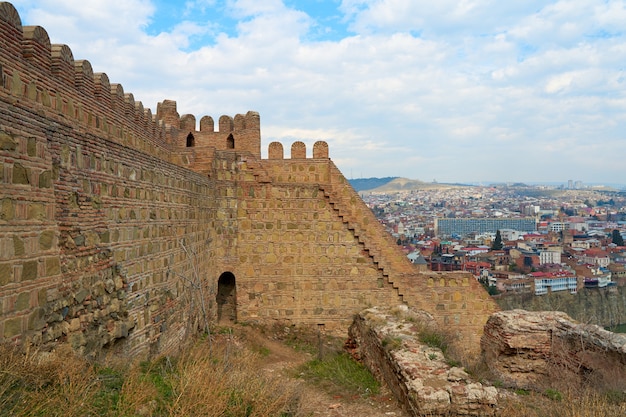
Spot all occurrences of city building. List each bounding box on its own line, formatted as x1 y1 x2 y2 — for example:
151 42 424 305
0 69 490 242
532 272 578 295
435 218 537 237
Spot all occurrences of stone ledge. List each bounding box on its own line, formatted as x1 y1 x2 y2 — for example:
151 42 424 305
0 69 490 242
348 305 498 416
481 309 626 390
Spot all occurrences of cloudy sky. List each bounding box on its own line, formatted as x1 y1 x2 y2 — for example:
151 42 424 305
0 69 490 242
10 0 626 185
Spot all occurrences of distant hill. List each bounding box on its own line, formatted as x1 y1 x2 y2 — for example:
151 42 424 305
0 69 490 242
349 177 461 193
349 177 398 192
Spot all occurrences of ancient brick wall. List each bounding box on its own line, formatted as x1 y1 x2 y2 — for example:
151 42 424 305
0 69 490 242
231 158 403 330
0 2 221 358
209 146 498 349
0 1 498 359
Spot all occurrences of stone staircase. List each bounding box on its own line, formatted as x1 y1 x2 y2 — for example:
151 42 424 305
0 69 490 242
319 162 422 305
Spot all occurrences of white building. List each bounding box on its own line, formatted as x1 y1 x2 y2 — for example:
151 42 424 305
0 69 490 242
532 273 577 295
500 229 525 241
548 222 568 232
539 250 562 265
582 250 610 267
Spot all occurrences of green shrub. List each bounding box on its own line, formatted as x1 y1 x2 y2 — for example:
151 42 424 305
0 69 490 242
296 352 380 398
418 328 449 354
544 388 563 401
381 336 403 351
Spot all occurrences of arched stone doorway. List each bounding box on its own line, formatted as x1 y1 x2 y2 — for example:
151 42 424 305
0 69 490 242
186 132 195 147
216 272 237 323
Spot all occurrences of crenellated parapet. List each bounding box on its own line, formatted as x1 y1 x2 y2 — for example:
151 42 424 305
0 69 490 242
0 1 499 360
267 140 329 160
163 101 261 156
0 2 258 167
0 2 170 160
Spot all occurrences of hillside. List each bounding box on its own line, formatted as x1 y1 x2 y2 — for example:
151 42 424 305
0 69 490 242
352 177 461 193
348 177 398 192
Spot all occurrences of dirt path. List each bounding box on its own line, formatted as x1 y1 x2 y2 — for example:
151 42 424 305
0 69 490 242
236 325 407 417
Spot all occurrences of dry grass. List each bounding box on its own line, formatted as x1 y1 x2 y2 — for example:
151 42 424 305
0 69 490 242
2 324 625 417
0 335 301 417
0 343 101 416
166 336 301 416
498 389 626 417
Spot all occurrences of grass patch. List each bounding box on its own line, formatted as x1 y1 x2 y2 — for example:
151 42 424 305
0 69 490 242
284 337 317 355
543 388 562 401
381 335 403 352
92 366 125 412
604 389 626 405
256 345 271 357
445 358 461 368
295 351 380 398
0 335 301 417
267 323 319 355
418 327 450 354
499 389 626 417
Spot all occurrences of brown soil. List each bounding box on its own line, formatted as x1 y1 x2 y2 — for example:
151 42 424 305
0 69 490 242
235 324 408 417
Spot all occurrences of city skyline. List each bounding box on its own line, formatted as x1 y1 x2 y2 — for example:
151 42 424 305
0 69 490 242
12 0 626 184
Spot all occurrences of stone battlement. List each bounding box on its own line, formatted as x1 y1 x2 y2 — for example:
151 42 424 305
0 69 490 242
0 1 499 360
0 2 261 165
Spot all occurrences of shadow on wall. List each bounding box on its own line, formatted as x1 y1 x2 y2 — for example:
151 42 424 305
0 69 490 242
217 272 237 324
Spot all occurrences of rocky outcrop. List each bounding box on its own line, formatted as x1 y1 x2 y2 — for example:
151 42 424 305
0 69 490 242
494 287 626 330
481 309 626 390
348 306 498 416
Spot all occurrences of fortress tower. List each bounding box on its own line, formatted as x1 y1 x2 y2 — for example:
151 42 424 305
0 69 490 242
0 2 498 358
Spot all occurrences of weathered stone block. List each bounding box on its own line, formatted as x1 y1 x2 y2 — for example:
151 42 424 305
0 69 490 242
4 317 22 338
0 132 16 151
38 170 52 188
74 288 89 304
45 257 60 276
28 203 45 220
12 163 29 184
73 234 85 247
21 260 38 281
38 289 47 306
12 235 24 256
69 332 86 350
69 318 81 332
114 277 124 290
1 198 15 220
39 230 55 250
27 137 36 156
28 307 45 331
16 292 30 311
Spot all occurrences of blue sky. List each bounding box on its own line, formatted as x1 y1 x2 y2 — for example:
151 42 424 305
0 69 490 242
9 0 626 185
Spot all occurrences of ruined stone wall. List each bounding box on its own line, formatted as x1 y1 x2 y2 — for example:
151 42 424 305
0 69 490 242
482 310 626 390
0 1 499 359
495 287 626 329
0 76 221 358
348 306 498 416
0 2 221 358
221 148 499 349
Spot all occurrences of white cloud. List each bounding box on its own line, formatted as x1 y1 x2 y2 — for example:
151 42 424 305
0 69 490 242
545 73 575 93
7 0 626 185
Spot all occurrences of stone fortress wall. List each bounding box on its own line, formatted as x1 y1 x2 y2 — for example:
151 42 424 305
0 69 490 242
0 2 498 359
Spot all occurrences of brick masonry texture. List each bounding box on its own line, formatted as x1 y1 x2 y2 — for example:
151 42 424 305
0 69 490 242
0 2 498 359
